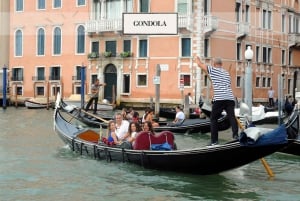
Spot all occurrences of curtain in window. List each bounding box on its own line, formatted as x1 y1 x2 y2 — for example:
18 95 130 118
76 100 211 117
107 0 121 19
139 40 147 57
15 30 22 56
140 0 149 12
37 28 45 55
77 25 85 54
37 68 45 80
53 27 61 55
16 0 23 11
38 0 46 9
78 0 85 6
178 0 187 14
54 0 61 8
181 38 191 57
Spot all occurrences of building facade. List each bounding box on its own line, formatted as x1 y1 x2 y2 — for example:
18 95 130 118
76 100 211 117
8 0 300 107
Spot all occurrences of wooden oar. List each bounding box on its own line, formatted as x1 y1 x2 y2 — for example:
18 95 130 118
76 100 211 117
235 117 274 177
79 108 110 124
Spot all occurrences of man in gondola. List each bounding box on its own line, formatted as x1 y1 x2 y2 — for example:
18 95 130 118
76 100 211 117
85 79 106 114
195 56 238 146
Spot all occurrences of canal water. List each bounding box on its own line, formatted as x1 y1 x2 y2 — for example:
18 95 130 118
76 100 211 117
0 107 299 201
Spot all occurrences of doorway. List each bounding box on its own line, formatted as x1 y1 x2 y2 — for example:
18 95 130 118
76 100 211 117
104 64 117 104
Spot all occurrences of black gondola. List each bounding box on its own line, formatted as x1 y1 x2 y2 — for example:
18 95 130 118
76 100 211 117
53 94 298 175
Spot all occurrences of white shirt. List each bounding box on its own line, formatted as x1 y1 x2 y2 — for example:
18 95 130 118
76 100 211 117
176 111 185 121
189 96 194 104
115 120 129 140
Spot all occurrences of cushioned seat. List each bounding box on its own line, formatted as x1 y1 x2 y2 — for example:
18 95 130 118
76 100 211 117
133 131 175 150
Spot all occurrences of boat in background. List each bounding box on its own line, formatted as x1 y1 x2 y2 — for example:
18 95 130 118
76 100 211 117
25 98 54 109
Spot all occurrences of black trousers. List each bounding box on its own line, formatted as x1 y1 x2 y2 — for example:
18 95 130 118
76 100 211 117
210 100 238 144
85 97 98 113
269 98 274 107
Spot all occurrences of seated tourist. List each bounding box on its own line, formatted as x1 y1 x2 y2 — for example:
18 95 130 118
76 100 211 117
172 105 185 125
124 122 142 146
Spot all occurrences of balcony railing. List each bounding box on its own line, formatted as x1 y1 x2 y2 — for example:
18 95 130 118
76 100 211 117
237 22 250 38
288 33 300 47
203 15 218 35
49 75 61 81
178 14 193 31
32 76 45 81
86 19 122 33
72 76 81 81
11 76 23 81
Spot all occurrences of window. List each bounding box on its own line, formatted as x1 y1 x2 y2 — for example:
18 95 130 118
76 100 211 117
204 38 209 57
137 74 147 86
16 86 23 95
262 46 271 64
267 77 271 87
178 0 188 14
203 0 209 15
179 74 191 87
37 67 45 81
91 41 99 53
256 46 260 63
139 0 149 12
256 77 260 87
281 49 286 65
54 0 62 8
122 74 130 94
262 9 272 29
77 0 85 6
236 42 241 60
235 2 241 22
105 41 117 56
37 28 45 56
107 0 122 19
53 27 61 55
123 40 131 52
50 66 61 80
38 0 46 9
16 0 24 11
77 25 85 54
282 14 286 33
124 0 133 12
75 66 81 80
262 77 266 87
288 79 292 94
52 85 60 96
74 85 81 94
245 5 250 23
236 76 241 88
36 86 45 96
139 39 148 57
181 38 191 57
288 50 292 65
12 68 23 81
15 30 23 56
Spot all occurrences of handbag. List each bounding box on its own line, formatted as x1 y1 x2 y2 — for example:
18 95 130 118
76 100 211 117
151 142 172 151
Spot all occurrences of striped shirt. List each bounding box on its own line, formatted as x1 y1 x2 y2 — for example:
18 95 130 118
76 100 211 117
207 65 235 101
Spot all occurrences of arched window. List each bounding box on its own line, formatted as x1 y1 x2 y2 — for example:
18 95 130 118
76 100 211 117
77 25 85 54
53 27 62 55
37 28 45 55
15 30 23 56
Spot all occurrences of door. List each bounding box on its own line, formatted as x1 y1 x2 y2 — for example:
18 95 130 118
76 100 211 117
104 64 117 103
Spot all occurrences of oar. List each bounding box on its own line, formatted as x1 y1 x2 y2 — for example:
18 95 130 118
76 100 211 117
79 108 110 124
235 117 274 177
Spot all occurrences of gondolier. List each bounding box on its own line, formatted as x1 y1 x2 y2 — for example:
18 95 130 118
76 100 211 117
196 56 238 146
85 79 106 114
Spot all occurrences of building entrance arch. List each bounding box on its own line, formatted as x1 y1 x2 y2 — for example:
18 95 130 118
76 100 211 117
104 63 117 104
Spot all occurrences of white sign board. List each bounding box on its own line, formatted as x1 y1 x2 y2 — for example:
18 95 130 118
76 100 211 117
123 13 178 35
153 76 160 85
160 64 169 71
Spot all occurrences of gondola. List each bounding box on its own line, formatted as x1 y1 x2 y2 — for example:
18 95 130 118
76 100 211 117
53 94 298 175
153 115 230 134
24 99 54 109
159 107 200 119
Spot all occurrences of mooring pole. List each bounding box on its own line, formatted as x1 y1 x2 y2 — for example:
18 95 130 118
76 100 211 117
80 64 86 109
154 64 161 118
2 65 7 109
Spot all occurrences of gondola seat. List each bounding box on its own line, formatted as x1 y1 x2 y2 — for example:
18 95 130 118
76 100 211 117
133 131 175 150
77 129 100 144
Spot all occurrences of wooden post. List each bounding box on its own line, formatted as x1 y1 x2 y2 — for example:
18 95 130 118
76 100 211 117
184 95 190 119
46 81 50 110
154 64 161 118
15 84 18 107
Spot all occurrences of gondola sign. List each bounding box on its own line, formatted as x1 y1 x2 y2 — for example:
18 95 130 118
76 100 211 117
122 13 178 35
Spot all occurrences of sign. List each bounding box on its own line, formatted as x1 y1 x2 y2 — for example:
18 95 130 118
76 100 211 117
123 13 178 35
153 76 160 85
160 64 169 71
180 78 184 89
